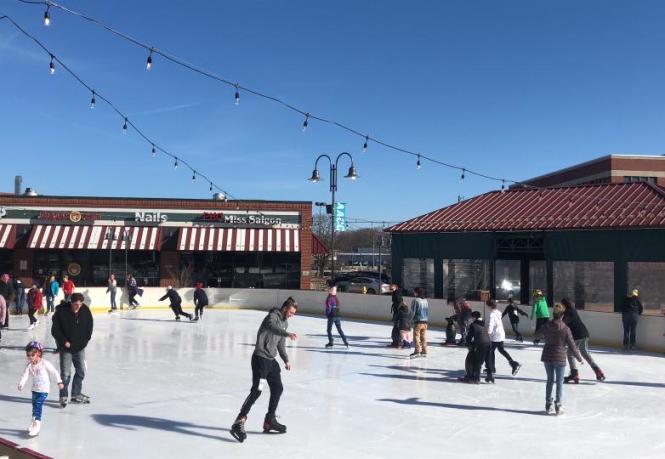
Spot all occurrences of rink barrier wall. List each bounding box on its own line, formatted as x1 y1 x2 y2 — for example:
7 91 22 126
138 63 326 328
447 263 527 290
19 287 665 352
0 437 53 459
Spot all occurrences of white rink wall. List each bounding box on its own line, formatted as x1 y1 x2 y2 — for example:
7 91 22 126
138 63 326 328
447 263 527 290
48 287 665 352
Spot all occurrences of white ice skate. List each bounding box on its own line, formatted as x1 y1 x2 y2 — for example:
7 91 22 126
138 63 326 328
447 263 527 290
28 419 41 436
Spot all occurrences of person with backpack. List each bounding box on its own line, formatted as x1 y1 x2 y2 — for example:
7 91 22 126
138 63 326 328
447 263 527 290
324 286 349 349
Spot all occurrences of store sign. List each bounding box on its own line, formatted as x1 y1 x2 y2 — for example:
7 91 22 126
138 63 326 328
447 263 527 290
134 211 168 223
202 212 282 226
39 211 101 222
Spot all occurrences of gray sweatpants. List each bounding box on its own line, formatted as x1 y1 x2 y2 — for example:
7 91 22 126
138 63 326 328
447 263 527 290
567 337 597 370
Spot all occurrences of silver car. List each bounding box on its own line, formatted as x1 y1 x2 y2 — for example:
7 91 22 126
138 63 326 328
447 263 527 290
345 276 390 295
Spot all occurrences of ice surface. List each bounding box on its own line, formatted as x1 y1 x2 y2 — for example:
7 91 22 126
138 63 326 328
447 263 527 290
1 309 664 458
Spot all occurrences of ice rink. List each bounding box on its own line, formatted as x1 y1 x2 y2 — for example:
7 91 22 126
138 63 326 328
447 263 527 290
1 307 664 459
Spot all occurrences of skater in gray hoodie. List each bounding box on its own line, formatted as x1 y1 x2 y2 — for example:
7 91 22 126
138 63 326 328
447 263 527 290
231 297 298 442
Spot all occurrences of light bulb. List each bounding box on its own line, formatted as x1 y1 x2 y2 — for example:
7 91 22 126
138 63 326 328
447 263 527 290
302 114 309 132
49 55 55 75
363 136 368 152
122 118 128 133
501 180 505 192
44 6 51 26
146 49 153 71
234 84 240 105
174 157 179 169
416 155 421 170
90 91 96 109
192 172 196 181
461 169 465 180
209 182 213 193
151 144 156 157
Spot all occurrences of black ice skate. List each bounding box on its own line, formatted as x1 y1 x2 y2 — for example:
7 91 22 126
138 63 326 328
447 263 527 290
263 415 286 434
325 342 333 349
231 417 247 443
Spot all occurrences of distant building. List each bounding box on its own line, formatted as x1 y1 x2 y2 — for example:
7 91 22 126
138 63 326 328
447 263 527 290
517 154 665 188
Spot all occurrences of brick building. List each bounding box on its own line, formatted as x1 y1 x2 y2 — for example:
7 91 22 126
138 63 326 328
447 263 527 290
0 194 312 289
519 154 665 187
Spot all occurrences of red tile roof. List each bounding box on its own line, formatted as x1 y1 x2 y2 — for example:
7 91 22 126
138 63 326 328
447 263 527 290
387 182 665 233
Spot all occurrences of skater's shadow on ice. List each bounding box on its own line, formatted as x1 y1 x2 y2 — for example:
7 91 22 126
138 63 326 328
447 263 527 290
0 393 61 408
0 428 29 438
302 347 406 360
602 380 665 389
122 318 196 324
92 414 244 442
305 334 374 342
0 345 58 353
378 397 544 416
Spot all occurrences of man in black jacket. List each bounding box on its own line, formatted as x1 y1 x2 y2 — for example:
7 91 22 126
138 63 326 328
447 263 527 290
159 286 194 321
51 292 94 407
622 289 643 350
193 283 208 320
0 273 14 328
388 284 402 348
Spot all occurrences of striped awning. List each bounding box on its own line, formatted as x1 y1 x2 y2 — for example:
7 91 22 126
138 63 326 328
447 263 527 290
177 227 300 252
0 224 16 249
27 225 161 250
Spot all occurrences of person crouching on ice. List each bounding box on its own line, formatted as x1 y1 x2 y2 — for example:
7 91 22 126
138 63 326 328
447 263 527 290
458 311 491 384
159 286 194 321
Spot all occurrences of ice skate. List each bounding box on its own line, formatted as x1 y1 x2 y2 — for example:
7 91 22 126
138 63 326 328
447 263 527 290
511 362 522 376
563 369 579 384
545 402 555 415
593 367 606 381
230 417 247 442
175 316 181 321
409 351 421 359
263 415 286 434
59 396 68 408
71 394 90 404
555 403 564 416
485 373 495 384
325 342 333 349
28 419 41 437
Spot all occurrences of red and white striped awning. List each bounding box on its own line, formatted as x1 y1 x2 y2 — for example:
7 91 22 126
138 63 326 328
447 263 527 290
27 225 161 250
0 224 16 249
177 227 300 252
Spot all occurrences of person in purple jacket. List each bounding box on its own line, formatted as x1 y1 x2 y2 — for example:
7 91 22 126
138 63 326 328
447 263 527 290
324 286 349 349
533 303 583 416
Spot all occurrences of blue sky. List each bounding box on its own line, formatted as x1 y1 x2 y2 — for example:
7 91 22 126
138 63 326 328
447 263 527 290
2 0 665 225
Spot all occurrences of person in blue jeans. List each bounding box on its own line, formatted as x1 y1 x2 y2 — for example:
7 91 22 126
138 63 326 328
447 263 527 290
13 277 25 315
534 303 583 415
46 275 60 315
325 286 349 348
51 293 94 407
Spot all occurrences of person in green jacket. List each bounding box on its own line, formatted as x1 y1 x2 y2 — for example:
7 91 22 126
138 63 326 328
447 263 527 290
531 289 550 345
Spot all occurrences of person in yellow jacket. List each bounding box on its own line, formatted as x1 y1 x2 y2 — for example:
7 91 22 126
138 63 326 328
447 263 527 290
531 289 550 345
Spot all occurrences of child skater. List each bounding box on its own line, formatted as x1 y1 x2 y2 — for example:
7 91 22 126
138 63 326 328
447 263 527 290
486 299 521 383
502 297 528 342
396 302 412 349
458 311 491 383
324 286 349 348
18 341 64 437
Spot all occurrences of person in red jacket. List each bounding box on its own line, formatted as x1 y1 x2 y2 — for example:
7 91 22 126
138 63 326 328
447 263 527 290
26 284 43 330
62 276 75 302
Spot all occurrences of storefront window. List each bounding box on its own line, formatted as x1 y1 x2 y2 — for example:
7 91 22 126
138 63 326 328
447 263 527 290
529 260 547 305
402 258 434 296
495 260 520 301
0 250 13 275
182 252 300 289
32 250 161 287
553 261 614 312
442 259 490 301
628 262 665 316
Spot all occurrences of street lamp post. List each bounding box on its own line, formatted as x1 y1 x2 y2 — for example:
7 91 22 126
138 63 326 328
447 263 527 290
308 152 358 281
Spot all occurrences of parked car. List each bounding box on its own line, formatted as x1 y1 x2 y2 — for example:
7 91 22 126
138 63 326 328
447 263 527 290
345 276 390 295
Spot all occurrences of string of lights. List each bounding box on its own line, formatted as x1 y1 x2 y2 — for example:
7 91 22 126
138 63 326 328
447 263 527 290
14 0 527 186
0 13 241 204
5 3 665 215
